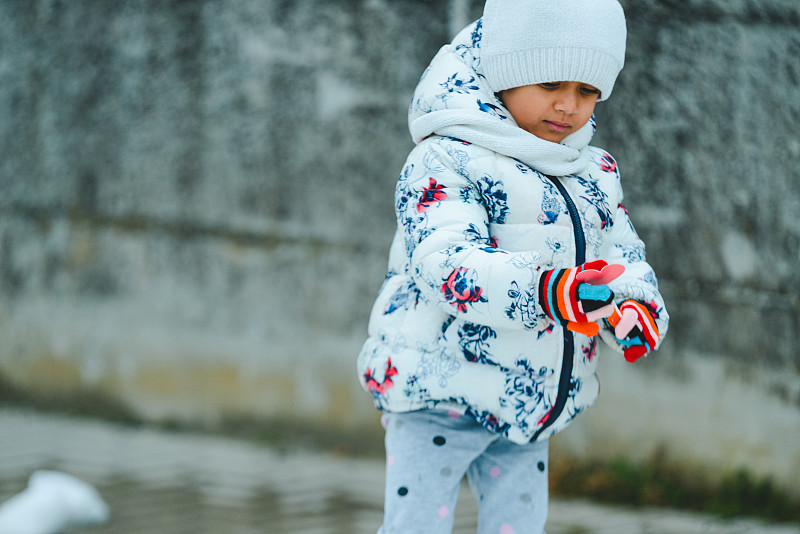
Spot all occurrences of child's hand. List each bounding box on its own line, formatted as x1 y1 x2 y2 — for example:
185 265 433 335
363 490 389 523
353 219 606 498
607 300 660 362
538 260 623 337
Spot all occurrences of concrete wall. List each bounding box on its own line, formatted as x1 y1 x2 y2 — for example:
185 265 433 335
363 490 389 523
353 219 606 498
1 0 799 491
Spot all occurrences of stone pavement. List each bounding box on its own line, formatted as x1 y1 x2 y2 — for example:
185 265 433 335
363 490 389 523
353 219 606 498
0 407 798 534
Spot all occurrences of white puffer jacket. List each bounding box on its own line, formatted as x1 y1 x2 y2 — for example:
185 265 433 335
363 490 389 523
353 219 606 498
357 21 668 444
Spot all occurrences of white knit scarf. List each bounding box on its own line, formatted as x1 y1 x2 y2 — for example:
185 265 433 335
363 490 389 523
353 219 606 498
408 21 595 177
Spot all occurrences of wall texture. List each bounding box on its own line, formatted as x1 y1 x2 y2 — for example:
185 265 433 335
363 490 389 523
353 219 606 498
1 0 799 491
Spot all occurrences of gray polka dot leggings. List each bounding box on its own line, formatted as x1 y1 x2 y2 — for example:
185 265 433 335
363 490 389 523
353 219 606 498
379 409 549 534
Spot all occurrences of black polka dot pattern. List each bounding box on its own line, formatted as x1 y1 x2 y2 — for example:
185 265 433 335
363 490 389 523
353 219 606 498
382 411 551 526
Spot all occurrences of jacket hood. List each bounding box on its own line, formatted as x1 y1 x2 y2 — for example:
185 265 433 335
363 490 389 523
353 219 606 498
408 20 596 177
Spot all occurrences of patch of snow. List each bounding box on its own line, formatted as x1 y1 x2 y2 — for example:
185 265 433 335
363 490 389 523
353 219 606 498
0 471 109 534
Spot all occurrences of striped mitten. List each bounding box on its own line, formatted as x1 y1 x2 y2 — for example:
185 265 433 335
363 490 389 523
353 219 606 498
538 260 622 337
606 299 660 362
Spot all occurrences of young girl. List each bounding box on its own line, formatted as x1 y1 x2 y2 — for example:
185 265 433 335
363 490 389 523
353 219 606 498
358 1 669 532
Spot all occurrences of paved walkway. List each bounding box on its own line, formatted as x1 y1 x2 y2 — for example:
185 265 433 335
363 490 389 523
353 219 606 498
0 407 798 534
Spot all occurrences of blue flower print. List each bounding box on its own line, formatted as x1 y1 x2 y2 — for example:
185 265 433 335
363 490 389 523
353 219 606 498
546 237 566 263
505 373 550 432
445 144 470 174
458 323 498 364
441 73 480 94
538 179 564 225
507 251 542 276
465 407 511 436
505 281 539 329
414 348 461 389
538 195 561 225
470 19 483 48
454 20 483 71
477 100 507 119
476 175 509 224
578 177 613 229
383 282 421 315
615 243 645 263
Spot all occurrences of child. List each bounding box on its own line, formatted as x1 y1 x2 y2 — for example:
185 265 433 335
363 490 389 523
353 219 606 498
358 1 669 532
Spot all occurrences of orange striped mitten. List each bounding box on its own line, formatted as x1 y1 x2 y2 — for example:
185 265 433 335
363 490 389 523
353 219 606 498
538 260 621 337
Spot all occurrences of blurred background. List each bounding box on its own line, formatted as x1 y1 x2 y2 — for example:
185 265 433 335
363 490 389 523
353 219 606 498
0 0 799 532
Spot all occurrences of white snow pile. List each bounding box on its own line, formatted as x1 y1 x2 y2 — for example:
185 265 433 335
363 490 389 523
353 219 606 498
0 471 110 534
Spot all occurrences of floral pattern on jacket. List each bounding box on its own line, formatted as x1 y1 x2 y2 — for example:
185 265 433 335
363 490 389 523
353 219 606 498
357 20 669 444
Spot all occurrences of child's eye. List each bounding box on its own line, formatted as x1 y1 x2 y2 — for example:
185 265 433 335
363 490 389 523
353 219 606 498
539 82 561 90
580 86 601 96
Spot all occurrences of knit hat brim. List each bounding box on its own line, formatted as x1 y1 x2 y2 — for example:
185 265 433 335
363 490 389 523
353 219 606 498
482 46 623 101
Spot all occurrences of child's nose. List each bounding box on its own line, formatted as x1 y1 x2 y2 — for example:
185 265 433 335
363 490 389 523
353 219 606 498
554 90 579 113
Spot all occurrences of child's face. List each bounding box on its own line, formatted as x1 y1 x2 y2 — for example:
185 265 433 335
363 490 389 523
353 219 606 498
500 82 600 143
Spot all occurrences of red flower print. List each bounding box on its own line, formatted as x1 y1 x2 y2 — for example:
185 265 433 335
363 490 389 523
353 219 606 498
364 358 399 395
441 267 486 313
583 338 598 362
416 177 447 212
600 153 617 174
537 409 553 427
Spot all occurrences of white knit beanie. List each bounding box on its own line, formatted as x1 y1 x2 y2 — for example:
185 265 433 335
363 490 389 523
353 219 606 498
480 0 627 100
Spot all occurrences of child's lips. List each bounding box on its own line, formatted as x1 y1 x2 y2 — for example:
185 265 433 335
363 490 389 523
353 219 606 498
545 120 571 132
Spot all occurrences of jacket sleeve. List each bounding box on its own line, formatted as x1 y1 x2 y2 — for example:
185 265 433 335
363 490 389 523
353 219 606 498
396 141 547 330
599 162 670 352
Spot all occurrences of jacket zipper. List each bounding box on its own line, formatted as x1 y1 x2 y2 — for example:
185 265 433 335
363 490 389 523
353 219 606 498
532 176 585 441
552 177 586 264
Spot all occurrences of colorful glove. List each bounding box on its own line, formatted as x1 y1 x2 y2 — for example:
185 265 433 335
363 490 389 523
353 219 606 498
606 299 660 362
538 260 623 337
